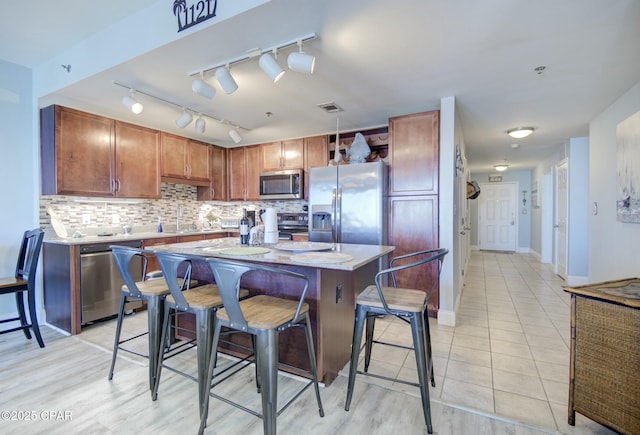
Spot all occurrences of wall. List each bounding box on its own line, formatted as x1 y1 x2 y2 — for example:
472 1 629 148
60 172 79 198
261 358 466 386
0 60 38 319
468 169 532 251
589 81 640 281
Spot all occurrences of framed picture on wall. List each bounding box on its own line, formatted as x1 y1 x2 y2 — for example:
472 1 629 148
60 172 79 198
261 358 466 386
616 110 640 223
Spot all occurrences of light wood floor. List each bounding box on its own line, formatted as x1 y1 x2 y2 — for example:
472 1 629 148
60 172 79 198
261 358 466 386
0 252 616 434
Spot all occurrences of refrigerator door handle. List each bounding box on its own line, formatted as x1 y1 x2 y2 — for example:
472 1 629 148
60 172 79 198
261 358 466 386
336 187 342 243
331 188 337 244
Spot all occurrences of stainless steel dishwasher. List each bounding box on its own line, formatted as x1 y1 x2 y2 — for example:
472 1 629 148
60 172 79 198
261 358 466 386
80 239 143 325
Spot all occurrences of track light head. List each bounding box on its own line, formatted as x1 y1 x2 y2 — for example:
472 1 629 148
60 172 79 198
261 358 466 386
122 91 143 114
229 128 242 144
259 51 285 83
175 109 193 128
288 41 315 74
215 66 239 94
195 116 206 134
192 78 216 99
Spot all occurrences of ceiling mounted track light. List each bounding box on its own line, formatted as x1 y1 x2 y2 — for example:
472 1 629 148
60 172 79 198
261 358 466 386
216 65 238 94
192 73 216 99
259 49 285 82
507 127 534 138
195 115 206 134
175 109 193 128
112 81 249 142
287 40 315 74
229 128 242 144
188 33 318 90
122 90 143 114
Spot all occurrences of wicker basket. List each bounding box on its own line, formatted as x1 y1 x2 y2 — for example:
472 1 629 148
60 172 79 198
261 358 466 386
564 278 640 435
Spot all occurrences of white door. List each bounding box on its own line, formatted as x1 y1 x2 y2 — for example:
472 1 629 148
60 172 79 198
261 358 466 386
555 161 568 279
478 182 517 251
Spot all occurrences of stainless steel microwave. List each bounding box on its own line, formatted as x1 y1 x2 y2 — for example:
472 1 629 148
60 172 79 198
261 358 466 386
259 169 303 200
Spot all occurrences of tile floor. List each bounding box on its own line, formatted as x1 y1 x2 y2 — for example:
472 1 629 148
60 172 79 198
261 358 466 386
343 250 617 434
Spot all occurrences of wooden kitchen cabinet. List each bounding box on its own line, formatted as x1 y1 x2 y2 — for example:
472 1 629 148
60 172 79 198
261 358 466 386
40 105 161 198
160 133 210 186
228 145 260 201
260 139 304 171
388 195 440 315
197 145 227 201
114 121 161 198
304 135 328 199
388 110 439 196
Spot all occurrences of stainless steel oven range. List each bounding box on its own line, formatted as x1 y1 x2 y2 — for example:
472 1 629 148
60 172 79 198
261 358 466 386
277 212 308 240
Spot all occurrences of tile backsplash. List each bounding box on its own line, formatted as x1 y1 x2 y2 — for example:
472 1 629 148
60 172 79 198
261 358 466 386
40 182 307 238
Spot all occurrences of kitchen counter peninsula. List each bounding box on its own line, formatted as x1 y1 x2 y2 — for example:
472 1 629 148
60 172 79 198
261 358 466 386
147 237 394 385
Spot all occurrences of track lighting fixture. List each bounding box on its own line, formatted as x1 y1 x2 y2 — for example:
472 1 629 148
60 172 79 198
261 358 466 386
229 129 242 144
287 40 315 74
122 90 143 114
195 115 206 134
112 81 249 143
192 73 216 99
507 127 534 138
215 65 238 94
175 109 193 128
259 49 285 82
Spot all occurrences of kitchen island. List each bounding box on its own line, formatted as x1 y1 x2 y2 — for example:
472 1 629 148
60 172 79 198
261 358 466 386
148 237 394 385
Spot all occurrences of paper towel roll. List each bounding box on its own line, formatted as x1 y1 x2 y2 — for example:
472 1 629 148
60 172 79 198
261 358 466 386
262 208 278 244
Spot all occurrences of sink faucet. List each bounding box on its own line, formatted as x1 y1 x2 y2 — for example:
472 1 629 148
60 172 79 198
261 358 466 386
176 205 182 232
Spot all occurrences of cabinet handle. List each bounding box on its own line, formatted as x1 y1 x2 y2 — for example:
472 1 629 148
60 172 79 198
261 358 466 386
116 179 121 193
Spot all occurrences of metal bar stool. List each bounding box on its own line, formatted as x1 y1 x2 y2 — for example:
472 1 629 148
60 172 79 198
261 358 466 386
199 258 324 435
152 251 250 419
108 245 197 398
345 248 448 434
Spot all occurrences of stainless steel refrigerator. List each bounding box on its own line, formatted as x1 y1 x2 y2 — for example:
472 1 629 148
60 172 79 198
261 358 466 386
308 161 387 245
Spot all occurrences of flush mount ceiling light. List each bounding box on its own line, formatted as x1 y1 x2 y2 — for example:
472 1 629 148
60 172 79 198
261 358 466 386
215 65 238 94
175 109 193 129
494 164 509 172
229 128 242 144
259 49 285 82
507 127 534 139
191 73 216 99
287 39 315 74
195 115 206 134
122 90 143 114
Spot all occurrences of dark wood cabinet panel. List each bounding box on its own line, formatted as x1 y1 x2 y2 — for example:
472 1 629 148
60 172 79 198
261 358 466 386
261 139 304 171
197 145 227 201
388 195 440 314
304 135 328 199
389 110 439 196
41 105 115 196
245 145 261 200
227 147 247 201
41 105 161 198
160 133 210 185
115 121 160 198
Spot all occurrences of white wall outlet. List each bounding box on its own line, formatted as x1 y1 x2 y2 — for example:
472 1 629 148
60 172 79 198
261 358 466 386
112 214 120 224
82 214 91 224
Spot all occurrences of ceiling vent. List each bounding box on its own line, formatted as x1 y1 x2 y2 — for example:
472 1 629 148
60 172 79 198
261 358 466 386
317 102 343 113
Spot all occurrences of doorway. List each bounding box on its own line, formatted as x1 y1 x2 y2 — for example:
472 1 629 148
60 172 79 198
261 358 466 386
478 182 518 251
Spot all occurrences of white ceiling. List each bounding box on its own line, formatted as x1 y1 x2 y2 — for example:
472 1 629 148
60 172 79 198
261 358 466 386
2 0 639 172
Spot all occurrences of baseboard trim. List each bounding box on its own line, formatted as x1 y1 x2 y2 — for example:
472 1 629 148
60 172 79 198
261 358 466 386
566 275 589 286
438 309 456 327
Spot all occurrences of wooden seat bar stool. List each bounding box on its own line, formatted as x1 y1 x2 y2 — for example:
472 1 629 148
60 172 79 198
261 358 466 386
0 228 45 348
199 258 324 435
345 248 448 434
108 245 197 398
152 252 250 419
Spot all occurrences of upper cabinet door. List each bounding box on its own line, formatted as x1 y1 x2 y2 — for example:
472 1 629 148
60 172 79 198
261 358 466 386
41 105 115 196
303 135 328 199
260 139 304 171
115 121 161 198
187 140 210 181
388 110 440 196
227 147 247 201
160 133 188 179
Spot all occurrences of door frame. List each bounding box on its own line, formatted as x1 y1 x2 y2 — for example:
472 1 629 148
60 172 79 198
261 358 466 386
554 160 568 279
